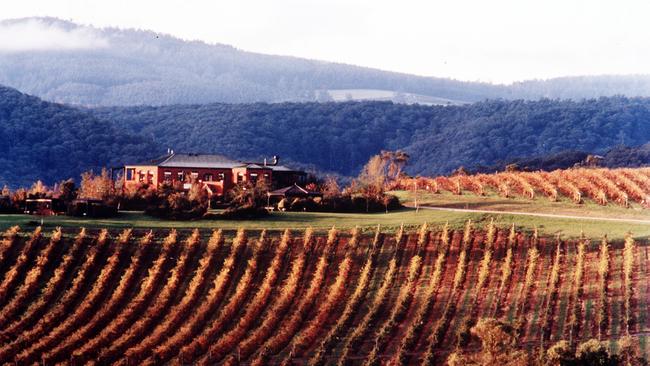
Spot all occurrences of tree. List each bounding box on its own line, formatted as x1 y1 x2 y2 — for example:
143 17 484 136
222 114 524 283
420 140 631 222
188 182 209 209
322 176 341 199
78 169 117 203
11 188 27 210
53 179 77 203
392 150 410 178
381 150 410 181
144 182 209 220
229 177 270 209
505 163 520 172
357 155 386 212
29 180 49 198
451 166 469 176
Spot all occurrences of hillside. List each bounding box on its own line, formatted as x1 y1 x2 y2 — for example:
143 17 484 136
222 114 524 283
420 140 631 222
91 97 650 178
2 84 650 188
0 85 152 188
397 167 650 210
0 225 647 364
5 18 650 106
0 18 499 106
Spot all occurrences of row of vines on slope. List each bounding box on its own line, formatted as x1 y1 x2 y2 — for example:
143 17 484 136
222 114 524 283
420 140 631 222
398 167 650 207
0 224 644 364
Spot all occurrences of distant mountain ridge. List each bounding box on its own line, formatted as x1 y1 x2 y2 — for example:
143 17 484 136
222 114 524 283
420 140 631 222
4 17 650 106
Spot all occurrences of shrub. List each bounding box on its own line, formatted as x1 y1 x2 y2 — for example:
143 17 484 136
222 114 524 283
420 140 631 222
67 200 117 218
546 340 574 365
316 193 401 213
576 339 618 365
0 196 17 213
218 204 269 220
119 183 157 210
144 183 208 220
444 318 528 366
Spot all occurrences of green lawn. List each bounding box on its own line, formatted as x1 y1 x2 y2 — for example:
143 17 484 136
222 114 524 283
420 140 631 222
391 190 650 221
1 206 648 241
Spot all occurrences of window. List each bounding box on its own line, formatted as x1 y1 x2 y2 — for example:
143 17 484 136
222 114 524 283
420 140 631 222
217 172 225 181
237 172 244 183
250 172 258 184
177 171 184 181
190 172 199 182
204 173 213 181
126 168 135 181
138 172 145 182
164 171 172 182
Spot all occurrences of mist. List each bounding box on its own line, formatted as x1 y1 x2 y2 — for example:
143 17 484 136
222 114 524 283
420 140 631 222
0 18 108 52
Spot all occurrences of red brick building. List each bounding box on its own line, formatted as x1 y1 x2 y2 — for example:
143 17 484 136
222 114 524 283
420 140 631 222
123 152 306 199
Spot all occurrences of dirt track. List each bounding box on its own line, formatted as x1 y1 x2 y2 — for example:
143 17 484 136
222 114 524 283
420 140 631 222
408 205 650 225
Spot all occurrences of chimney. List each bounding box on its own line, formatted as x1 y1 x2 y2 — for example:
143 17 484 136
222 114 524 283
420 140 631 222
264 158 267 166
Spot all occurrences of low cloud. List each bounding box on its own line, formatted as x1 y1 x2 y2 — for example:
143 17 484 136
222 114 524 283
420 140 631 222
0 19 108 52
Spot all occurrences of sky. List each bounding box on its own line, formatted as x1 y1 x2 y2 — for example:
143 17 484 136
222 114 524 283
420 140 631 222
2 0 650 84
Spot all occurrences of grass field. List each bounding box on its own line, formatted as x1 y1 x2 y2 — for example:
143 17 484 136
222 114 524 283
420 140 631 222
392 189 650 221
0 202 648 241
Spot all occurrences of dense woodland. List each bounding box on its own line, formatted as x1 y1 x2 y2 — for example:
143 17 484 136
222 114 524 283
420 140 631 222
478 144 650 173
2 84 650 188
0 86 151 188
92 97 650 176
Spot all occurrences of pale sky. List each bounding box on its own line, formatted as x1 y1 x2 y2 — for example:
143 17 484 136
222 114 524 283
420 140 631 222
2 0 650 84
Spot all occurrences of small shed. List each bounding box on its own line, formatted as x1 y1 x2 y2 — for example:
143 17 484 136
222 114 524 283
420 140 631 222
24 198 66 216
268 184 322 199
268 184 322 211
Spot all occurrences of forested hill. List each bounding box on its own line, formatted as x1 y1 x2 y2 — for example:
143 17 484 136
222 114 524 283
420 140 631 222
2 83 650 188
0 86 152 188
91 97 650 178
5 18 650 106
0 17 499 106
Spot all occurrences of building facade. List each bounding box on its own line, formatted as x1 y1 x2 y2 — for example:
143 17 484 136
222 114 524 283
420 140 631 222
123 153 306 198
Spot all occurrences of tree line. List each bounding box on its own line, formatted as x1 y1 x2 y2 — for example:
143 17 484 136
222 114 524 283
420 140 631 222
2 83 650 190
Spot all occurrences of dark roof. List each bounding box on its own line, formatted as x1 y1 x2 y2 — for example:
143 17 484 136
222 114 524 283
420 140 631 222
269 183 321 197
130 153 305 172
269 165 306 173
134 153 242 169
243 163 269 169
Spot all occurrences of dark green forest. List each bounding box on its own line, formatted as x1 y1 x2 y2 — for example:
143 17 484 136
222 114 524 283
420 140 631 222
92 97 650 176
0 86 152 188
1 84 650 188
